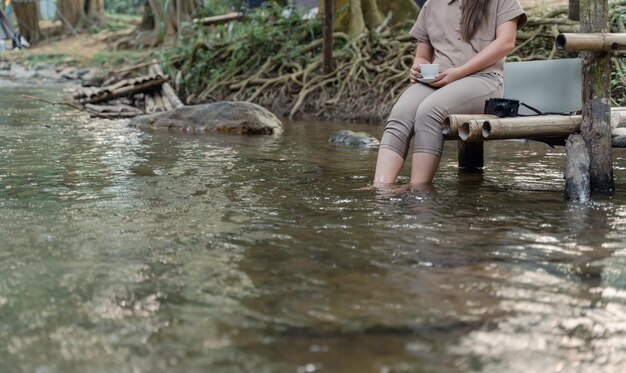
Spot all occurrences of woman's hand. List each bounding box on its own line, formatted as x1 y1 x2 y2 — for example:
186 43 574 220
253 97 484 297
428 67 465 88
409 64 422 84
409 57 432 83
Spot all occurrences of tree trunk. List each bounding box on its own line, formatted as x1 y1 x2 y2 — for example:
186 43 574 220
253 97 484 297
580 0 613 194
13 0 42 44
145 0 201 43
57 0 87 28
377 0 419 24
320 0 418 35
569 0 580 21
86 0 106 22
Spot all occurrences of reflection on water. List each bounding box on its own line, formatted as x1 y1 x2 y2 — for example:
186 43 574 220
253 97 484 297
1 83 626 372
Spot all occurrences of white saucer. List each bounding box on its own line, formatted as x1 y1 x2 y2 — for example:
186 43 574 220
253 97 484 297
417 76 441 83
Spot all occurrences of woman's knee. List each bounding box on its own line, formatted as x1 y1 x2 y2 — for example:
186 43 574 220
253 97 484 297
414 100 447 126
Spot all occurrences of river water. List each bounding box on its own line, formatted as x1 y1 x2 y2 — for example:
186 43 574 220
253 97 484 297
2 82 626 372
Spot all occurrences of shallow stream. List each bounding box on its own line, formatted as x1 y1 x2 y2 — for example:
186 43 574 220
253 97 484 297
1 83 626 372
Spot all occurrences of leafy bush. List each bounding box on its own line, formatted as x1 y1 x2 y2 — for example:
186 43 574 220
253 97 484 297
106 0 142 15
163 2 325 97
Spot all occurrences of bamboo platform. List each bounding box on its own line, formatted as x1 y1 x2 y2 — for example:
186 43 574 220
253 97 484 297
73 74 169 104
445 108 626 146
71 60 186 118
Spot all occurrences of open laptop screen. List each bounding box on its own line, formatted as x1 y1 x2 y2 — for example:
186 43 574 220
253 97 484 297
504 58 582 115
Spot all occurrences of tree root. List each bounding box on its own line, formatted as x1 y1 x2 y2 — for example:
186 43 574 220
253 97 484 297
167 5 625 123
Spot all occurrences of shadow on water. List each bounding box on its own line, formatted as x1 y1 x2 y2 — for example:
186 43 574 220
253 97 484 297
2 86 626 372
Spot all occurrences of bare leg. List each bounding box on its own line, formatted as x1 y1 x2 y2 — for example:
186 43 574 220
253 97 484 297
410 152 441 185
374 148 405 187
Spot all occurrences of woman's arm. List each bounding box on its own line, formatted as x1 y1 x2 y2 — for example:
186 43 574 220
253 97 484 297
409 42 435 84
429 19 518 88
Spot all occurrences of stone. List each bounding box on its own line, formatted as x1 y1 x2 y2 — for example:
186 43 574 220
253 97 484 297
328 130 380 147
10 64 35 79
613 136 626 148
59 67 79 80
36 69 61 80
128 101 283 135
33 63 53 71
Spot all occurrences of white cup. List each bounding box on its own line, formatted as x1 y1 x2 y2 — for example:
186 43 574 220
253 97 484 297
420 64 440 79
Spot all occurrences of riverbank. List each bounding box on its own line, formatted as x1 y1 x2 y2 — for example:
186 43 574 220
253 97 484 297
163 2 625 123
2 2 624 124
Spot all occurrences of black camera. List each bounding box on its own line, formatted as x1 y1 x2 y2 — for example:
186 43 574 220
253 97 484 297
485 98 520 118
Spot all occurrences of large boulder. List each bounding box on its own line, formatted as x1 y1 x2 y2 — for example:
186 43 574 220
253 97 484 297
328 130 380 147
128 102 283 135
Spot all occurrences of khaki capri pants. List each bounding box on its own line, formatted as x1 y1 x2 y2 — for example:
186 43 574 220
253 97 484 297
380 73 504 158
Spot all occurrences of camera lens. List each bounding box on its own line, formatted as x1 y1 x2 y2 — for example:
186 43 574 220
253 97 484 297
494 103 508 117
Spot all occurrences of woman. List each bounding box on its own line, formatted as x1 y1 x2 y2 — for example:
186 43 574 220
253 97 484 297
374 0 527 186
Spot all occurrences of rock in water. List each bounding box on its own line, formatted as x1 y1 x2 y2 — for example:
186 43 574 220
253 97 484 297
328 130 380 147
128 102 283 135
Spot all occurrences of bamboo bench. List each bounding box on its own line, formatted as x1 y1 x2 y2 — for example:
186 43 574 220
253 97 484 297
442 58 626 169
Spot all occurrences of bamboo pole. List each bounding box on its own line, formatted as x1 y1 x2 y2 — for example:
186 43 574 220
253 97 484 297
444 114 497 137
193 12 243 26
556 33 626 51
81 76 170 104
447 108 626 141
458 120 484 142
145 92 158 113
481 115 582 140
150 63 185 108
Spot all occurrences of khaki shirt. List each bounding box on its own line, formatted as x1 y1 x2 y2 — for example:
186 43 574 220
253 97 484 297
410 0 527 76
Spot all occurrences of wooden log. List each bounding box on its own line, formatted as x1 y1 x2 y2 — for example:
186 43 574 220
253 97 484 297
150 63 184 109
162 91 174 111
154 91 166 111
193 12 243 26
556 33 626 51
81 76 170 104
565 134 590 202
458 141 484 170
481 115 582 140
569 0 580 22
145 92 158 113
580 0 613 194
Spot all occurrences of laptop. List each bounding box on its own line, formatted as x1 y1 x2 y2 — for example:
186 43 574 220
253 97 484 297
503 58 582 115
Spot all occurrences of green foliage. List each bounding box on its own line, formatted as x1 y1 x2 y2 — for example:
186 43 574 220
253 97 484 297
89 13 141 34
105 0 141 15
196 0 242 18
21 53 76 68
162 2 328 97
91 50 150 68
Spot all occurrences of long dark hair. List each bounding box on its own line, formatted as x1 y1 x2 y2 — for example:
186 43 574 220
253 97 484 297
460 0 491 42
